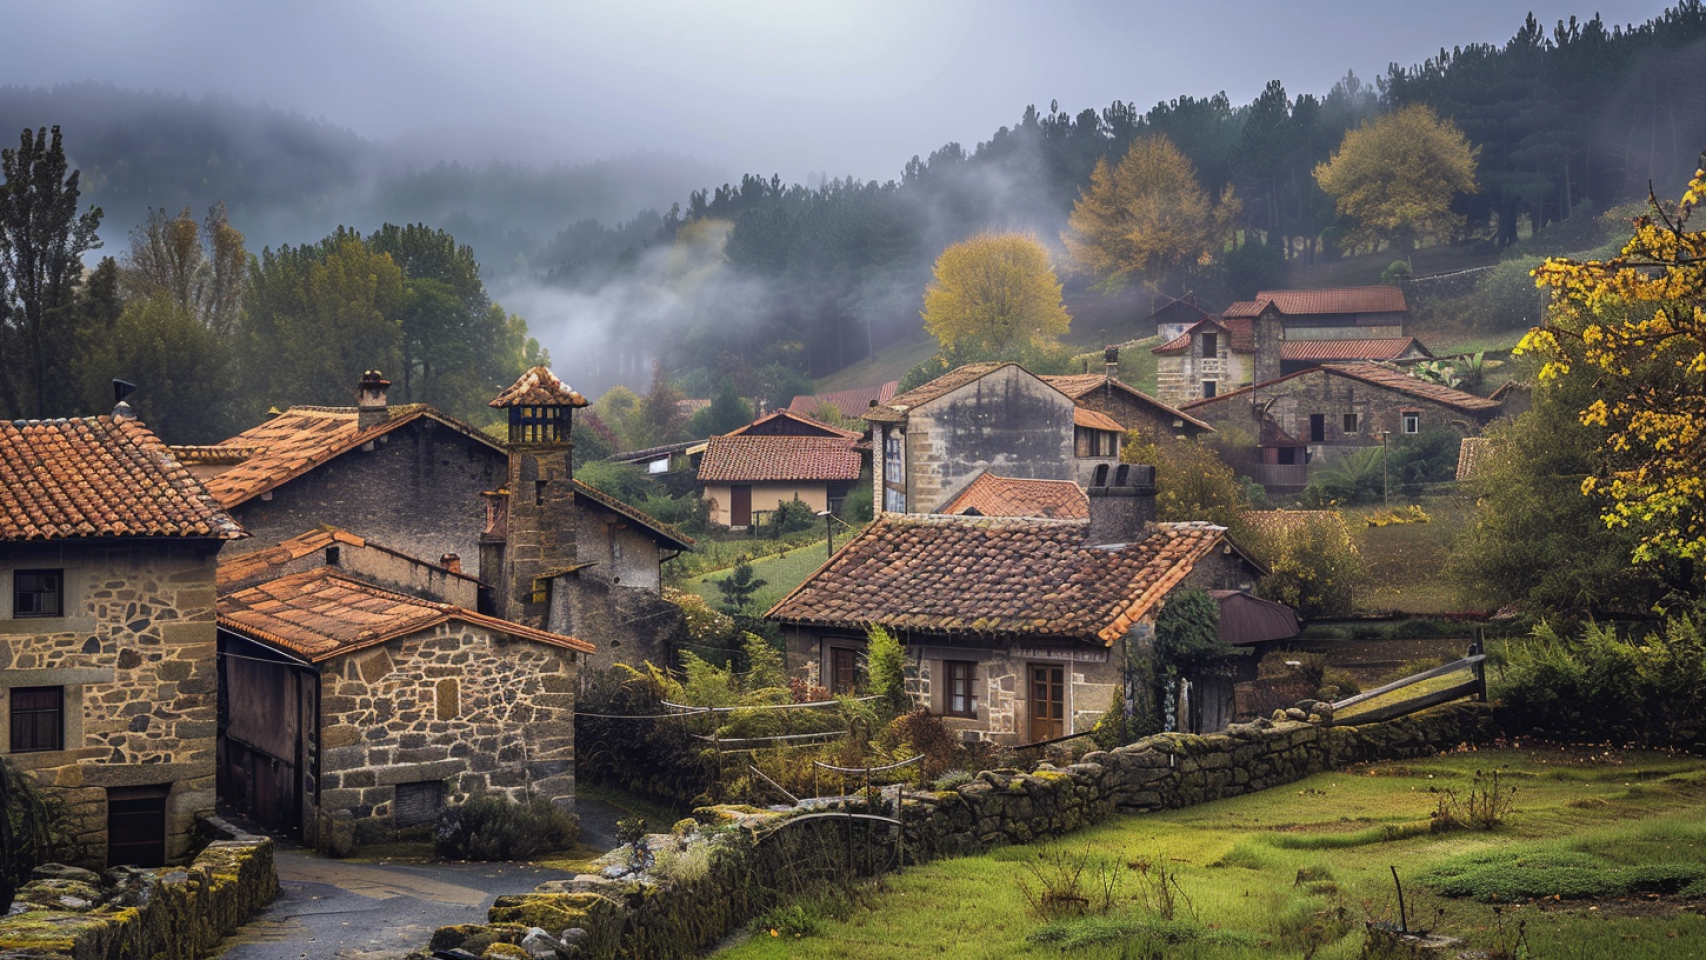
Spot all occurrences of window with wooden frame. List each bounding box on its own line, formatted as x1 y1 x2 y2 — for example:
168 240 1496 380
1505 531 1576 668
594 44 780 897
1402 411 1421 434
11 570 63 619
1200 332 1218 356
943 661 977 717
10 686 64 753
829 648 859 695
1343 412 1360 434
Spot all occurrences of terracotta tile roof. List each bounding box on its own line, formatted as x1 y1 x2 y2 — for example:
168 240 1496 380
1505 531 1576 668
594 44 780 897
766 515 1228 644
489 367 589 409
571 480 695 550
219 568 592 663
1222 285 1407 318
169 445 264 465
789 381 900 420
1180 362 1500 414
697 436 863 483
1 416 244 541
195 405 502 507
727 409 862 439
1279 338 1431 362
216 526 487 590
1151 317 1228 355
863 362 1011 424
1038 375 1215 434
1073 407 1124 432
1456 436 1494 481
941 473 1089 520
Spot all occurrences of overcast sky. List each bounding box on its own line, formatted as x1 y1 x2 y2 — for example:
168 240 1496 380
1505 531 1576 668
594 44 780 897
0 0 1678 183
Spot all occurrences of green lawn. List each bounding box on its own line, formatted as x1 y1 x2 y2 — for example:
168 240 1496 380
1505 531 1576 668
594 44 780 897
713 748 1706 959
1347 497 1476 616
686 541 841 614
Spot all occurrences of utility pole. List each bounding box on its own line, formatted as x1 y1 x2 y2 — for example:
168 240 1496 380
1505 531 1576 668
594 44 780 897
817 509 835 560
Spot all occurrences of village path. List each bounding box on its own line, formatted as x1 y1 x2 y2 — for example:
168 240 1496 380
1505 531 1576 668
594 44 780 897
213 798 623 960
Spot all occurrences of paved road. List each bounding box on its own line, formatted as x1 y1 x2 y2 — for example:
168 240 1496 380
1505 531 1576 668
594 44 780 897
214 798 622 960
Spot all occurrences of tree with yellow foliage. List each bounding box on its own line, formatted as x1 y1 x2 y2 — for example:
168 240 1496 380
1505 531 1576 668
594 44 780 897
1063 135 1240 293
1520 158 1706 567
1313 104 1478 260
920 232 1070 360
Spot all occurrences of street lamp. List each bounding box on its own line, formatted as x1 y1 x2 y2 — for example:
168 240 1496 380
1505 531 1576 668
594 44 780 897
1377 429 1392 509
816 509 835 560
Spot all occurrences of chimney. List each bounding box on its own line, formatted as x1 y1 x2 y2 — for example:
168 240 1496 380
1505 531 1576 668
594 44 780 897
112 379 138 420
357 370 391 430
1085 463 1157 547
441 553 462 575
1252 307 1283 387
1104 345 1120 380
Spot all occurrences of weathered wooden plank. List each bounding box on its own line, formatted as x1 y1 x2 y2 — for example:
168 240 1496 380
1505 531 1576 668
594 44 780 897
1332 655 1485 711
1335 678 1482 726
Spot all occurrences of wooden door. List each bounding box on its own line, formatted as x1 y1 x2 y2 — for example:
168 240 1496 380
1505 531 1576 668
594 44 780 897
1028 665 1065 742
107 785 170 867
731 485 752 527
830 648 858 694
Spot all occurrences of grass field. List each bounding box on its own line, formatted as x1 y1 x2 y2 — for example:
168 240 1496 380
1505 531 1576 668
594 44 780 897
1347 496 1476 616
685 541 840 614
713 747 1706 960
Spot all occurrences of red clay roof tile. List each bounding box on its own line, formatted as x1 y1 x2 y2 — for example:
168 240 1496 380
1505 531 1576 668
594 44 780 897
697 436 863 483
941 474 1089 520
489 367 589 409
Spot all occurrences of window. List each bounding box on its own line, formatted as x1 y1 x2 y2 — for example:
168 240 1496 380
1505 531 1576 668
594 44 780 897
1199 332 1218 356
944 661 977 717
883 488 906 513
1309 414 1325 442
1402 412 1421 434
1201 379 1217 399
1343 413 1360 434
883 432 904 483
12 570 63 618
829 648 859 695
10 686 63 752
1276 446 1298 465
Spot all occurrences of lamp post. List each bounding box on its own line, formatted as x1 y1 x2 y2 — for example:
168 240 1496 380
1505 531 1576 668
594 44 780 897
816 509 835 560
1377 429 1392 509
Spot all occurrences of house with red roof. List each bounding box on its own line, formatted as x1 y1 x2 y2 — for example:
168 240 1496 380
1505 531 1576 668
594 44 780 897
2 413 244 867
768 466 1268 741
788 380 899 421
697 410 865 528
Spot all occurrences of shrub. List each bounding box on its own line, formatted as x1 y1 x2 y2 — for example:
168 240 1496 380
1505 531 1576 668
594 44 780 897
1251 518 1364 618
1301 448 1384 507
865 626 908 714
434 792 578 861
0 759 70 913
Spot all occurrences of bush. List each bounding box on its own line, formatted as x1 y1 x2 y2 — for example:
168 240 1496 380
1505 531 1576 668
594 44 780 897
434 792 578 861
1249 517 1364 618
1301 447 1384 507
866 626 908 713
769 497 818 538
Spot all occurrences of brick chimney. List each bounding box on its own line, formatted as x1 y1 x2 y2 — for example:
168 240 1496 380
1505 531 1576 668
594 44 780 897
1086 463 1157 547
356 370 391 430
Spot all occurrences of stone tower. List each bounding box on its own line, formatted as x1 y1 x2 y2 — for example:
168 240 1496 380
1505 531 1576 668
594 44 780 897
485 366 589 625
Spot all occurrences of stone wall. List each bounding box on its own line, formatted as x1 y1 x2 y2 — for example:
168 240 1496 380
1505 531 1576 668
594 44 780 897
308 624 577 849
1188 366 1494 447
903 367 1077 514
0 540 222 866
225 419 503 567
552 576 685 676
425 701 1498 960
0 823 277 960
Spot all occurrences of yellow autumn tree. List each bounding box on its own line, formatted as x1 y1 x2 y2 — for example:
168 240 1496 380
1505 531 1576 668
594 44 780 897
920 232 1070 359
1063 134 1240 293
1313 104 1478 259
1520 159 1706 567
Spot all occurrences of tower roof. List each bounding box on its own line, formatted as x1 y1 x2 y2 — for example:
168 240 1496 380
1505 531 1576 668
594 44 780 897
489 367 589 409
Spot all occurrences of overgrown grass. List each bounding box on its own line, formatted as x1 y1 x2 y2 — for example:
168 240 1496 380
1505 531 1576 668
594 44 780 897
685 541 842 614
1346 495 1476 615
712 748 1706 960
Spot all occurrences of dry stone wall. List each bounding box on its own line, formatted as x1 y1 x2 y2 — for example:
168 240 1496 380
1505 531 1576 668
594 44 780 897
424 701 1497 960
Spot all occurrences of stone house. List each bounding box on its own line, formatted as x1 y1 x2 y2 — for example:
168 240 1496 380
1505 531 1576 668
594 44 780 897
768 465 1266 743
1042 347 1213 443
697 411 865 528
1151 286 1425 406
1146 292 1215 344
864 363 1124 516
1180 361 1504 488
216 567 588 849
1 415 244 866
788 381 899 421
187 369 690 670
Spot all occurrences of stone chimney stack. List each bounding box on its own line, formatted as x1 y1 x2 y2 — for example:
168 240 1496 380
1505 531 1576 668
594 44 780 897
486 366 589 624
1104 345 1120 380
1252 306 1284 387
356 370 391 431
1086 463 1157 547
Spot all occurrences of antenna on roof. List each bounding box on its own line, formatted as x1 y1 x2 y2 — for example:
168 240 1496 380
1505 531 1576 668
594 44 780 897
112 379 138 420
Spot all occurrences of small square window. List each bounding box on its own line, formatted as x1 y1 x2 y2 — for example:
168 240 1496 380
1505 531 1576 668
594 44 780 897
1201 379 1218 399
1402 412 1421 434
10 686 64 753
12 570 63 619
1343 413 1360 433
1199 332 1218 356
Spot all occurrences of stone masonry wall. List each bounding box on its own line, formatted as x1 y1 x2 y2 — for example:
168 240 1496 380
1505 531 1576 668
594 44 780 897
0 823 277 960
905 367 1077 514
426 701 1499 960
309 625 576 848
0 540 222 866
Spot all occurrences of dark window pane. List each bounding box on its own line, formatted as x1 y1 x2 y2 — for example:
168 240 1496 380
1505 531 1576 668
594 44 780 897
13 569 63 618
10 686 63 752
